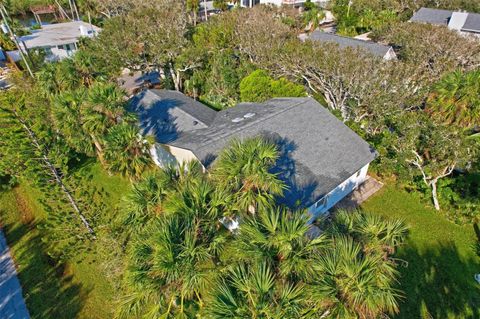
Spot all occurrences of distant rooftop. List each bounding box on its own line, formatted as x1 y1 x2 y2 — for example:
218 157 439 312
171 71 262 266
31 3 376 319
18 21 100 48
307 31 396 59
131 90 376 209
410 7 480 34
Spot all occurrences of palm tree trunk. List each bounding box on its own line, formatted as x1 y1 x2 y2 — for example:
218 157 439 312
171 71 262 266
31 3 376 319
14 110 96 237
90 134 106 167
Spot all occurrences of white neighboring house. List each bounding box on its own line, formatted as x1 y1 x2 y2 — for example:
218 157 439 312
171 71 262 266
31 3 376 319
130 89 377 222
18 21 100 62
410 7 480 38
239 0 329 8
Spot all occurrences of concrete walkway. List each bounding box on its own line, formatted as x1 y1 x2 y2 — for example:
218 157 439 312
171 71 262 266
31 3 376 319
0 230 30 319
333 176 384 211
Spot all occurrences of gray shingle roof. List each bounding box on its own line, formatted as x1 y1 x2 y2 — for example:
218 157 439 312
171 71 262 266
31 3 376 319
129 89 217 143
410 7 480 33
308 31 393 58
165 96 376 208
463 12 480 32
410 7 452 25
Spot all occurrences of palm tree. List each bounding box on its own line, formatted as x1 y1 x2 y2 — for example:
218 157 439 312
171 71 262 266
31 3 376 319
204 262 308 318
52 89 95 156
36 62 60 96
120 168 178 235
81 82 132 164
232 207 326 280
303 1 326 32
310 236 402 318
212 137 286 215
427 69 480 128
325 210 408 257
103 123 152 179
117 194 228 319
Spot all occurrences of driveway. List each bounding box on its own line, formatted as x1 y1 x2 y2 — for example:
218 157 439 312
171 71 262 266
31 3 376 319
0 230 30 319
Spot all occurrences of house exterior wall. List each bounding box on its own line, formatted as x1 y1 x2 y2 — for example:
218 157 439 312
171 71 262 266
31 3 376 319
384 47 397 60
46 43 77 61
307 163 370 222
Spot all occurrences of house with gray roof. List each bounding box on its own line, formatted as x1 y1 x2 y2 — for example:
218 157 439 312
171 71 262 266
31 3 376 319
131 89 376 219
410 7 480 37
305 31 397 60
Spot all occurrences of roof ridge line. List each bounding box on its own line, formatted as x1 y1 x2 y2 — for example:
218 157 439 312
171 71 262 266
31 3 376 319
193 98 313 152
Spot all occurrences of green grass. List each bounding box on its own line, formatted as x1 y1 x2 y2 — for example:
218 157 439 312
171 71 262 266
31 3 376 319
362 185 480 319
0 161 132 319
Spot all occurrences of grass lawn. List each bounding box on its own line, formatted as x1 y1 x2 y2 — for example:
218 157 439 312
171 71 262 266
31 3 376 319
0 161 132 319
362 184 480 319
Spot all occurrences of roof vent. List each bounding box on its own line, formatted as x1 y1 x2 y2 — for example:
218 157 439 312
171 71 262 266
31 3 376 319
232 117 244 123
243 112 256 119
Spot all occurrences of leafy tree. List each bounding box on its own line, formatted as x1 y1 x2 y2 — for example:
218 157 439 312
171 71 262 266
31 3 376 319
103 123 152 179
427 69 480 128
213 0 228 11
239 70 306 103
186 0 200 25
212 137 285 215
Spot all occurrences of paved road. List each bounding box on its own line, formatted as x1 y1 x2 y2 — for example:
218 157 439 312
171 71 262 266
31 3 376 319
0 230 30 319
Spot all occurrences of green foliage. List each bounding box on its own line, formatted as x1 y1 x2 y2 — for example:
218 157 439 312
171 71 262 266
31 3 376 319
427 69 480 128
239 70 306 103
332 0 399 36
437 173 480 224
103 123 152 179
212 137 286 215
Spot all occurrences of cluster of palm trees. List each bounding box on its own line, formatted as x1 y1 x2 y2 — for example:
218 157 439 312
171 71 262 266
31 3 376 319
36 55 152 179
116 137 408 319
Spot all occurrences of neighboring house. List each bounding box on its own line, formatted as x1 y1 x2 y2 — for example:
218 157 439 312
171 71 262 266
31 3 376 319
18 21 100 61
239 0 329 8
410 7 480 37
131 89 376 220
305 31 397 60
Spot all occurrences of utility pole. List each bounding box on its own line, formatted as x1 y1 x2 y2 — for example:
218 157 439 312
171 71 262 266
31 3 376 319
0 5 34 77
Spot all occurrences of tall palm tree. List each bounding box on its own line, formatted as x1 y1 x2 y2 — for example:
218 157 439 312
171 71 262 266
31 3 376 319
427 69 480 128
52 89 95 156
81 82 131 164
212 137 286 215
204 262 308 319
303 5 326 32
310 236 402 318
120 168 178 235
325 210 408 257
117 191 228 319
103 123 152 179
232 207 326 280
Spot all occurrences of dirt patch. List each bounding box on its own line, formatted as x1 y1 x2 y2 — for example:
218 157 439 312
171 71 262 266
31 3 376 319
13 188 35 225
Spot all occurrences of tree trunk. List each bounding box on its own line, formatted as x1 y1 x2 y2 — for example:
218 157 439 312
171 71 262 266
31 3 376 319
90 134 106 167
14 111 96 237
168 63 181 91
431 179 441 211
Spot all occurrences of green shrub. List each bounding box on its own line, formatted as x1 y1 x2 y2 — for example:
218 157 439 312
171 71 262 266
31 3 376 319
239 69 306 102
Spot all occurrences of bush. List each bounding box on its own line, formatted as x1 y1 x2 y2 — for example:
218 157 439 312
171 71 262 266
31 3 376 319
239 70 306 102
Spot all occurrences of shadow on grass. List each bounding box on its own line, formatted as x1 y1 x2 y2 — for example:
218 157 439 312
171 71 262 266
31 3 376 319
396 240 480 319
3 220 89 319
